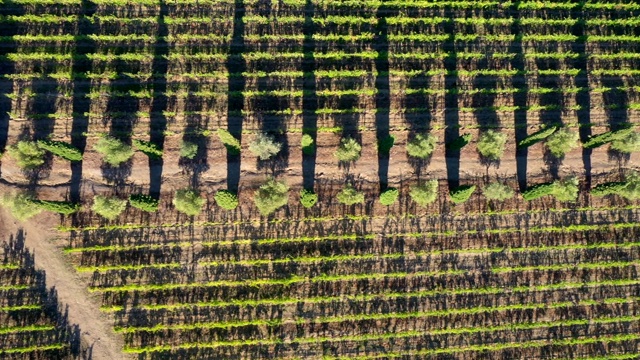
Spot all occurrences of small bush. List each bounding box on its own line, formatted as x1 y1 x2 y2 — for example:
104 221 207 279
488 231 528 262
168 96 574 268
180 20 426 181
254 179 289 215
7 141 45 169
36 140 82 162
133 139 163 159
450 185 476 204
545 128 580 158
94 136 134 166
334 137 362 162
217 129 241 155
406 133 437 159
92 195 127 220
179 141 198 159
483 182 514 201
379 188 399 206
378 135 395 155
522 177 579 201
409 180 439 206
337 185 365 205
0 192 42 221
299 189 318 208
215 190 239 210
522 183 555 201
611 131 640 153
446 133 472 151
173 189 205 216
32 200 80 215
518 126 558 148
592 172 640 200
249 132 282 160
301 134 315 155
129 194 159 212
477 130 507 160
583 127 633 149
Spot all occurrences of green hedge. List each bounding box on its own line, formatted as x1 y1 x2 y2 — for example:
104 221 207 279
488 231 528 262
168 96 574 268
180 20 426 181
409 180 439 206
133 139 163 159
518 126 558 148
583 127 633 149
446 133 472 151
37 140 83 161
173 189 205 216
522 177 579 201
377 135 395 155
129 194 159 212
7 141 45 169
301 134 315 155
450 185 476 204
217 129 241 155
32 200 80 215
379 188 399 206
92 195 127 220
215 190 239 210
337 185 364 205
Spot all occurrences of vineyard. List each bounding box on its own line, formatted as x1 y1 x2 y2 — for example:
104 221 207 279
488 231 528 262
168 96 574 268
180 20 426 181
1 0 640 358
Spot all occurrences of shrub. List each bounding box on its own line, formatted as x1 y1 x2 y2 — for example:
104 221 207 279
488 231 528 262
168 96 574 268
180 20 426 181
379 188 399 206
545 128 580 158
592 172 640 200
36 140 82 161
522 177 579 201
249 132 282 160
334 137 362 162
254 179 289 215
299 189 318 208
215 190 239 210
483 182 514 201
92 195 127 220
7 141 45 169
32 200 80 215
173 189 205 216
450 185 476 204
133 139 163 159
378 135 395 155
0 192 42 221
179 140 198 159
583 127 633 149
301 134 315 155
129 194 159 212
217 129 241 155
406 133 437 159
409 180 439 206
611 131 640 153
477 130 507 160
518 126 558 148
94 136 134 166
446 133 472 151
337 185 365 205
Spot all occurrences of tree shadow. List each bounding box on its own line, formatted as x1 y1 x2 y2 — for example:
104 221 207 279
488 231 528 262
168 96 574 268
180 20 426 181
148 0 169 200
374 5 392 191
226 0 245 193
602 74 631 164
0 3 22 160
302 0 317 191
511 4 528 192
70 0 97 204
536 52 563 178
472 54 501 170
444 8 460 189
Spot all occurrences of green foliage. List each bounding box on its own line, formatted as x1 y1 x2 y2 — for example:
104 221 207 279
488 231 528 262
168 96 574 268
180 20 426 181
450 185 476 204
215 190 239 210
173 189 205 216
545 128 580 157
592 172 640 200
36 140 82 161
337 185 365 205
254 179 289 215
7 141 45 169
299 189 318 208
128 194 159 212
483 182 515 201
133 139 163 159
522 177 579 201
406 133 437 159
377 135 395 155
301 134 315 155
518 126 558 148
92 195 127 220
334 137 362 162
94 136 134 166
249 132 282 160
179 141 198 159
446 133 472 151
0 192 42 221
477 130 507 160
32 200 80 215
216 129 241 155
611 131 640 153
583 127 633 149
409 180 439 206
379 188 399 206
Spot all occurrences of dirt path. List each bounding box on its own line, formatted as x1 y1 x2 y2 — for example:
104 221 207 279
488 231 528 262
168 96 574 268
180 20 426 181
0 209 130 360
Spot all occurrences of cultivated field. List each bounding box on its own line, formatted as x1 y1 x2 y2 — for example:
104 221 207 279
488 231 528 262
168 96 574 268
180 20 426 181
1 0 640 358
